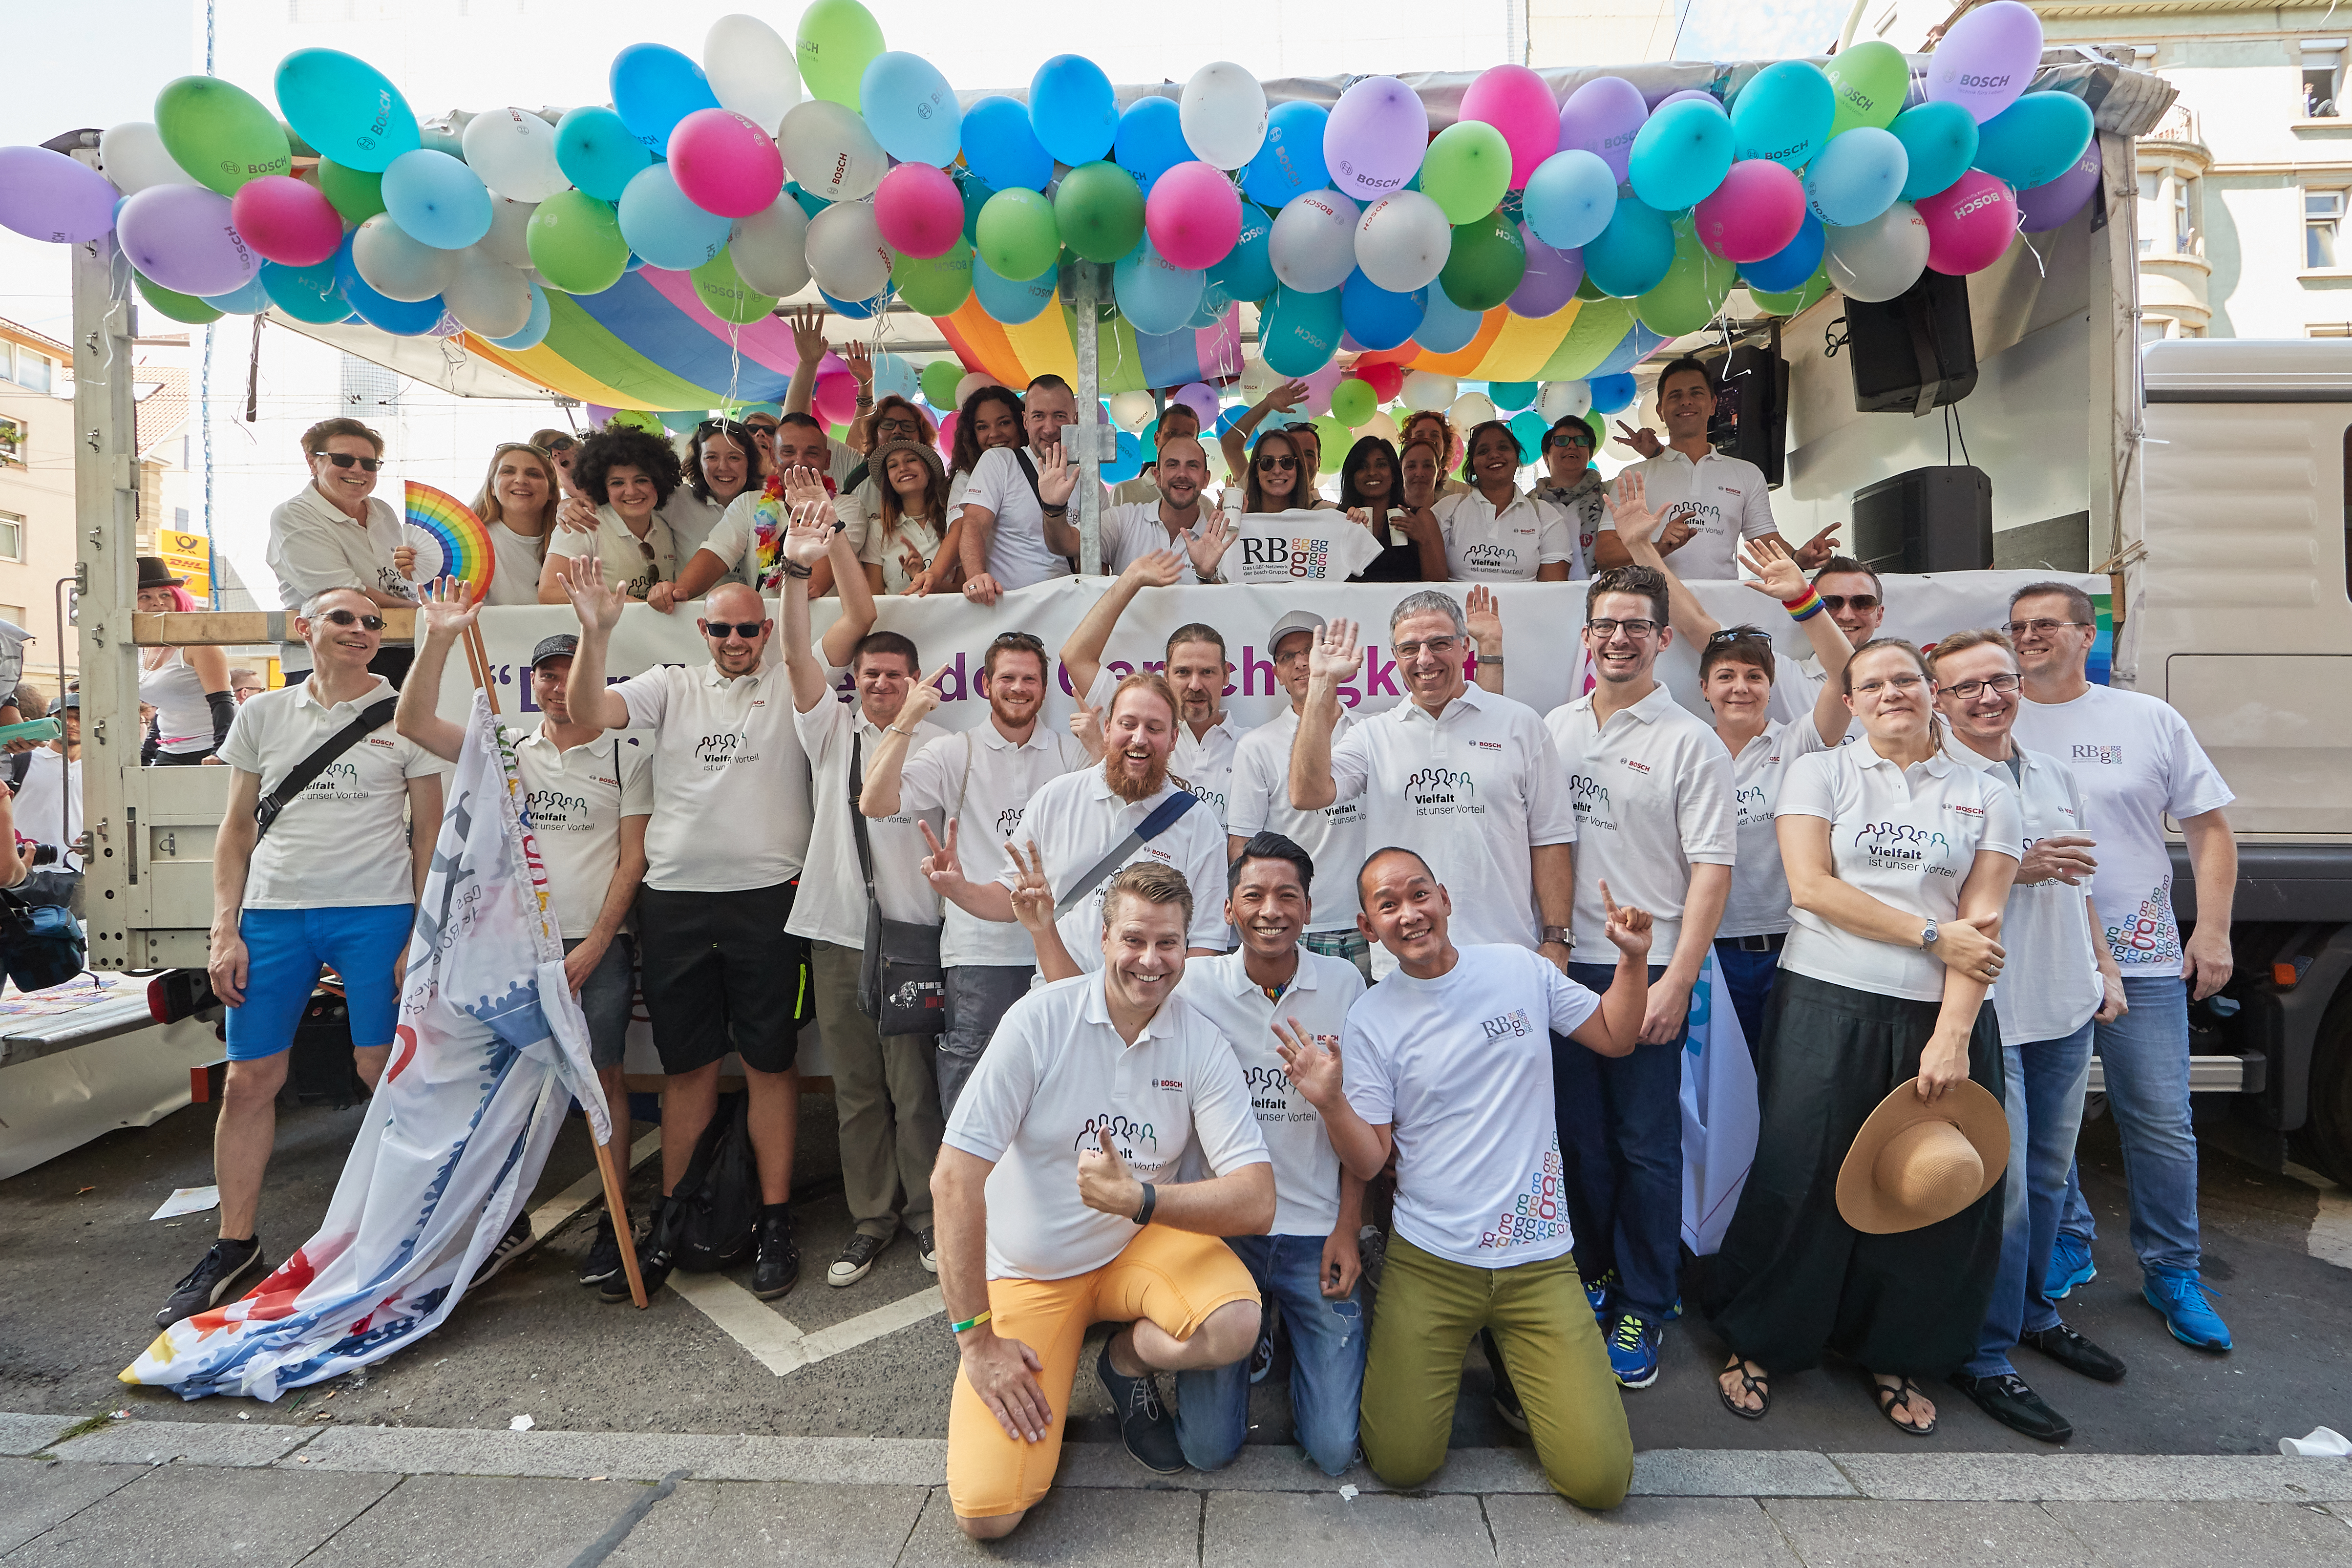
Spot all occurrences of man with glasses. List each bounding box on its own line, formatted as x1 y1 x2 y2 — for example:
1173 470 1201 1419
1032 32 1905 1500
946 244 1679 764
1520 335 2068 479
958 375 1101 606
266 418 417 683
1770 555 1884 738
1540 564 1735 1389
155 588 443 1330
2008 582 2240 1354
1288 590 1578 980
1102 436 1230 584
1929 629 2130 1443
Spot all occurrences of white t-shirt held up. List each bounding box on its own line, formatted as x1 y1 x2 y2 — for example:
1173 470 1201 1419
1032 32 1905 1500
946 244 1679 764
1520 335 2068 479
1216 510 1384 585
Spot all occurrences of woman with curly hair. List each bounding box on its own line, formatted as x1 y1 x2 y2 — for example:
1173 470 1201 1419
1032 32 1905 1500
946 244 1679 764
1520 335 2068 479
539 424 683 607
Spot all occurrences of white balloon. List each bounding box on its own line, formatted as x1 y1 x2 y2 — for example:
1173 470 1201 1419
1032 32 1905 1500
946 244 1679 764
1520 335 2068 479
1362 410 1400 442
352 214 456 302
1108 390 1156 432
1238 356 1277 399
443 249 533 336
1401 369 1457 413
480 195 537 270
1179 62 1268 170
1354 191 1451 294
777 99 886 203
804 199 891 300
461 108 568 202
1269 190 1360 295
1449 391 1496 426
954 372 1001 407
730 196 811 297
1824 200 1928 303
705 13 802 135
99 121 199 195
1538 381 1592 422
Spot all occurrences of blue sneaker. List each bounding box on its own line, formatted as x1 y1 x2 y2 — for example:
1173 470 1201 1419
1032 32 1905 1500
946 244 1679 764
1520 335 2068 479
1606 1312 1661 1389
1585 1268 1615 1322
2043 1232 2096 1300
2141 1267 2231 1352
1663 1295 1684 1322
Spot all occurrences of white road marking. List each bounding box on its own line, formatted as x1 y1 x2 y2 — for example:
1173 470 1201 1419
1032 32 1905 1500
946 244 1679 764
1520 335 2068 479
2283 1161 2352 1270
527 1131 662 1244
668 1272 945 1376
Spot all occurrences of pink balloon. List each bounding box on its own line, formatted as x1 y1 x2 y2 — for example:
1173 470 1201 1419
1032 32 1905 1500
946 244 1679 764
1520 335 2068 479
1298 361 1344 415
1694 159 1806 263
874 162 963 258
116 183 257 297
1507 222 1583 316
814 369 861 427
666 107 784 219
1146 160 1243 271
1173 381 1220 427
2018 144 2100 233
229 175 341 266
0 145 120 244
1653 89 1723 114
1461 64 1560 189
1920 168 2019 275
1557 77 1648 185
936 411 958 455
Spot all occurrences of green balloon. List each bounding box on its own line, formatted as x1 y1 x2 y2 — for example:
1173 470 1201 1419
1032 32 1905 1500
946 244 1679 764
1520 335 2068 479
1748 269 1830 317
893 239 975 316
317 160 386 224
528 190 629 295
919 357 965 410
1825 40 1909 139
154 75 291 196
1574 270 1605 302
691 248 780 325
608 409 664 434
134 272 223 325
1312 414 1351 456
1439 209 1526 312
976 188 1061 282
1637 223 1738 337
1421 120 1513 226
797 0 887 111
1585 410 1608 451
1054 162 1146 265
1535 296 1635 379
1330 376 1376 427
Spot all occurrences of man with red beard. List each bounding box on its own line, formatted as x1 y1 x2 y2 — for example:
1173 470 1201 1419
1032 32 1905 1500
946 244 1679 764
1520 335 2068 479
921 672 1228 973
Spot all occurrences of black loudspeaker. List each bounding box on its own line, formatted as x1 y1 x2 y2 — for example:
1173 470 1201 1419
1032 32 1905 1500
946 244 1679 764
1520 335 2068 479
1704 342 1790 486
1844 270 1977 415
1850 466 1993 573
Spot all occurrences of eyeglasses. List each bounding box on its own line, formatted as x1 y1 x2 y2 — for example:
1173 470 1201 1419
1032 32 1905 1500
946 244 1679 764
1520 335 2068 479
877 417 922 439
703 620 766 638
1273 643 1314 664
2004 618 2092 637
1942 672 2020 700
1255 455 1297 471
318 452 382 472
1392 636 1460 659
317 609 386 631
1853 673 1928 696
1587 617 1659 639
1820 594 1880 612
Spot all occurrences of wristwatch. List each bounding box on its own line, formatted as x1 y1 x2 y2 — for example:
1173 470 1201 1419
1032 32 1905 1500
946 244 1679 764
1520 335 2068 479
1540 926 1572 946
1919 918 1940 950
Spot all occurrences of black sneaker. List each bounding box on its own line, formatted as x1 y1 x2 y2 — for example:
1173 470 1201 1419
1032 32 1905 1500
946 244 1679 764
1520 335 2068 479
1248 1326 1276 1385
155 1236 266 1329
601 1198 673 1304
752 1205 800 1300
1097 1337 1185 1473
1947 1370 2073 1444
577 1214 623 1287
916 1227 938 1274
827 1231 888 1288
1357 1225 1387 1292
2019 1322 2128 1383
470 1215 534 1286
1482 1327 1528 1433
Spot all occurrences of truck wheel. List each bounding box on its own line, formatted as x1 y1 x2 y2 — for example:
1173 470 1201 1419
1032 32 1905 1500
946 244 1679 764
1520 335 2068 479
2299 990 2352 1187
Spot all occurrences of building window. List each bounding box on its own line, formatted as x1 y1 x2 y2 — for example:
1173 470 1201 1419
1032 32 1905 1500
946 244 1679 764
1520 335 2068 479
0 513 21 563
0 415 21 467
2306 42 2346 116
3 347 51 395
2310 189 2346 267
2175 180 2194 252
2139 172 2161 254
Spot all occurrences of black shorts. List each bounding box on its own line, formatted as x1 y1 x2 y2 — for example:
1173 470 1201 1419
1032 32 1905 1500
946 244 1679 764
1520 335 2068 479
636 879 813 1076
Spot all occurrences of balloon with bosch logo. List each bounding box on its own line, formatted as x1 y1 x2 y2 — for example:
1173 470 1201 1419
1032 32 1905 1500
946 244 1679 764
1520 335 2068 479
970 253 1057 324
1630 98 1734 211
1108 390 1154 431
617 163 731 271
1179 61 1268 170
1823 199 1928 301
1460 64 1560 190
1353 191 1451 294
155 75 291 195
1340 270 1425 350
1972 92 2095 193
1271 188 1361 294
2017 143 2100 232
1258 284 1343 376
667 108 784 218
1421 120 1514 225
116 183 257 296
804 198 891 299
1581 196 1675 297
490 278 551 348
1055 161 1146 264
462 108 568 202
1113 96 1189 193
1113 237 1205 336
689 246 780 323
975 187 1061 281
1927 0 2043 123
874 161 962 258
1410 274 1482 353
1030 55 1118 167
728 192 812 295
527 188 630 294
1507 223 1583 317
351 211 454 300
1538 380 1591 421
1210 207 1277 301
259 258 348 323
1804 126 1908 227
960 96 1051 193
1522 149 1617 252
552 107 649 203
1730 60 1835 171
1826 40 1910 138
1438 207 1525 310
1324 76 1429 202
274 49 420 172
98 122 199 196
1888 101 1978 203
381 149 492 249
1636 221 1736 336
704 12 801 133
1145 160 1242 271
1918 167 2017 275
0 146 123 245
1693 158 1803 263
1738 209 1823 293
1243 101 1329 209
776 99 887 203
796 0 886 110
859 51 959 167
1557 76 1649 185
610 43 720 156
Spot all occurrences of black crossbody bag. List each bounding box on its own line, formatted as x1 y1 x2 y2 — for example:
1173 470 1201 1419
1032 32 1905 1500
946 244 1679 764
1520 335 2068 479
254 697 400 842
850 729 947 1035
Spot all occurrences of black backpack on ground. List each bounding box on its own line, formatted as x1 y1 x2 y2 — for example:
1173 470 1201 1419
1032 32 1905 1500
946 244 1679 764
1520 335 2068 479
664 1092 758 1272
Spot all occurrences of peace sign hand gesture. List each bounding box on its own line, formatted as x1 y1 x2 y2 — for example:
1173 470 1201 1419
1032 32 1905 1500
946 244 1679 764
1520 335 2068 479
918 818 969 897
1005 839 1056 935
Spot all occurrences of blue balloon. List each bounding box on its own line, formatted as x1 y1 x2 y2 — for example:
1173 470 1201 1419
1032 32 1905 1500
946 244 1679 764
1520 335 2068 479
491 280 551 350
274 48 421 173
1974 92 2096 192
554 106 653 203
1890 102 1978 202
1595 323 1667 377
1030 55 1117 167
1185 282 1232 330
821 282 895 319
954 168 995 244
625 251 647 272
1804 127 1908 228
1523 149 1618 252
333 236 443 335
960 97 1053 193
381 148 492 250
1259 284 1342 377
1738 212 1823 293
201 275 271 315
1411 275 1482 353
1242 101 1330 209
1589 371 1637 414
1629 100 1735 212
1114 238 1207 335
260 258 348 324
1103 428 1144 485
1208 207 1276 302
609 42 719 156
971 254 1057 324
1583 198 1676 297
1339 270 1425 351
1114 96 1191 195
784 181 833 221
860 52 962 167
617 164 730 271
1213 407 1245 436
1730 60 1836 170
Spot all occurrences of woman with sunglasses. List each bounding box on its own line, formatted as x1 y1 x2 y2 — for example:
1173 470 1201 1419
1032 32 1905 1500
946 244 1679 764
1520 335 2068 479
1336 437 1443 582
530 428 583 499
265 418 417 683
1229 427 1327 518
539 426 682 608
1429 421 1573 582
916 385 1023 597
662 418 764 570
472 442 563 607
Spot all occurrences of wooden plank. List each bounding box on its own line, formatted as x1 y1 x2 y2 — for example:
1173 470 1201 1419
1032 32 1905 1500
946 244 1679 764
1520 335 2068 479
132 609 419 646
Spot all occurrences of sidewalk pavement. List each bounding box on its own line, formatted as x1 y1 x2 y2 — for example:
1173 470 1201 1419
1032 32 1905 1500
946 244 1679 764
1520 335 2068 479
5 1411 2351 1567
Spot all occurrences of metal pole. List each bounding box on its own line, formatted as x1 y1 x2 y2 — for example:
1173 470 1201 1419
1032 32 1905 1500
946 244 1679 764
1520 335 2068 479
1071 262 1105 575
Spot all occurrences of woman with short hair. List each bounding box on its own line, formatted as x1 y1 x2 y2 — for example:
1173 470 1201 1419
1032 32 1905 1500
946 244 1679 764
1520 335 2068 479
539 426 683 606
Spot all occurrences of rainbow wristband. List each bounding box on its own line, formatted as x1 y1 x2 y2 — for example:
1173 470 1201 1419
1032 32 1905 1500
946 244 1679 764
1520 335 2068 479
1782 586 1825 622
951 1310 991 1335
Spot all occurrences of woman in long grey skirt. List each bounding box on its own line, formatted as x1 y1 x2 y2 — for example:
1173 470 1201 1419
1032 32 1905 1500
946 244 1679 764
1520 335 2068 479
1701 638 2023 1436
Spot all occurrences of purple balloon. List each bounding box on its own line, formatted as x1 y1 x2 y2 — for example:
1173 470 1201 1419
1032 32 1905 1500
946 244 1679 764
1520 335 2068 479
117 183 257 297
1653 88 1724 114
1507 222 1582 317
1324 77 1429 201
1926 0 2043 123
2017 143 2100 233
0 145 122 244
1557 76 1648 184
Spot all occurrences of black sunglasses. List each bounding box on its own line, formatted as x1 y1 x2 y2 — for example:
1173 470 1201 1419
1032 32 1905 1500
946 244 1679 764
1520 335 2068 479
703 620 766 638
1256 454 1297 471
1820 594 1880 612
317 609 386 631
319 452 383 472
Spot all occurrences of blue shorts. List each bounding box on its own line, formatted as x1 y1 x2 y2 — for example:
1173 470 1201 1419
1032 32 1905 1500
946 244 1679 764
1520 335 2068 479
225 905 414 1061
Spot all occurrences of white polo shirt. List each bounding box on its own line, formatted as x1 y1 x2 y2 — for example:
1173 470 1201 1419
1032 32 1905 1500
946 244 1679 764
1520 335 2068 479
1227 703 1364 934
1775 742 2024 1002
1545 684 1737 965
1718 717 1827 938
217 676 439 910
898 720 1093 967
1083 668 1250 832
659 487 733 566
1603 448 1776 581
1177 949 1366 1237
1102 501 1213 584
999 765 1229 968
513 727 654 941
965 445 1087 590
614 661 814 893
1322 685 1578 960
544 506 679 602
943 974 1271 1281
1951 742 2103 1043
787 698 948 948
265 486 414 673
1342 943 1599 1268
2013 684 2234 978
695 492 770 589
1432 487 1574 581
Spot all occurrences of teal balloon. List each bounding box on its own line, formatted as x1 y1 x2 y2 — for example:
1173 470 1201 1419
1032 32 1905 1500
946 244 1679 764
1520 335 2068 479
1582 198 1675 297
1629 100 1735 212
1508 409 1548 451
1412 275 1482 353
1730 61 1836 170
555 106 653 203
1489 380 1537 412
274 48 420 173
201 275 271 315
970 253 1057 324
260 258 348 324
1113 239 1206 336
786 180 833 220
955 168 994 245
1974 92 2096 191
1259 284 1342 377
617 164 731 271
1209 206 1276 302
491 280 551 349
381 149 491 249
1890 102 1979 202
609 42 720 157
1804 127 1908 228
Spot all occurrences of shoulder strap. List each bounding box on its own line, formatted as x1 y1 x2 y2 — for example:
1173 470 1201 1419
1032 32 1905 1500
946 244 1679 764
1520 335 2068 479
253 695 400 842
1053 789 1200 919
848 726 877 905
1013 448 1044 506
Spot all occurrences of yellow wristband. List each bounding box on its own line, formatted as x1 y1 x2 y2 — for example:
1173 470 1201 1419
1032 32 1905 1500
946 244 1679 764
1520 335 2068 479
951 1309 991 1335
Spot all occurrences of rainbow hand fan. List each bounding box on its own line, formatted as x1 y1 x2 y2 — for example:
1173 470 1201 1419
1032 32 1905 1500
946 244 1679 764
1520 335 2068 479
403 481 497 594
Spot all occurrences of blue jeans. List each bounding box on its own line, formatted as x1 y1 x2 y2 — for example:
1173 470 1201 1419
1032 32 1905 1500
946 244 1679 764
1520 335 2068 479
2057 975 2201 1274
1555 962 1686 1320
1966 1019 2096 1378
1174 1233 1365 1476
1711 939 1781 1061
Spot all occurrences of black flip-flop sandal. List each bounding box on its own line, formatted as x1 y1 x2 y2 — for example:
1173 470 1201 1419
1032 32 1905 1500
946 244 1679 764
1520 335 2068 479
1873 1375 1938 1436
1718 1356 1770 1420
